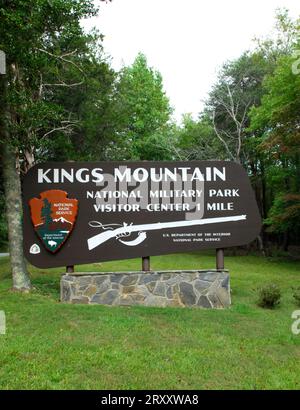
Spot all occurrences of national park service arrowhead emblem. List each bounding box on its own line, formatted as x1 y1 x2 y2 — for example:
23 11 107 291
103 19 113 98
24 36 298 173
29 190 78 253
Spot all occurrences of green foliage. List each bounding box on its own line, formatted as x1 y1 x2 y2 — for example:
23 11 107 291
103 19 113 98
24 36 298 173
265 194 300 234
292 286 300 307
254 8 300 61
0 3 300 251
109 53 173 160
176 113 223 160
203 10 300 246
257 283 281 308
249 54 300 151
44 52 116 162
249 39 300 237
0 0 108 167
130 132 177 161
206 51 271 164
0 0 114 249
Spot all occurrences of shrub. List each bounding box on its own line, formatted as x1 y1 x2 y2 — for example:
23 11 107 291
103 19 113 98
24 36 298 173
293 287 300 307
257 284 281 309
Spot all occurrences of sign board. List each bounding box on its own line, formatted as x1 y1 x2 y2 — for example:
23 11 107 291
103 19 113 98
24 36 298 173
22 161 262 268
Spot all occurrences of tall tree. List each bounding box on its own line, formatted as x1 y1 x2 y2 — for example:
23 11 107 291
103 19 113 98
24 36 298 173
207 51 270 165
0 0 107 290
249 52 300 247
107 53 173 160
38 40 116 162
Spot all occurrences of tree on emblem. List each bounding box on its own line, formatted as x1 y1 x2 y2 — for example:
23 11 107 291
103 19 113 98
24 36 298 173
41 198 52 229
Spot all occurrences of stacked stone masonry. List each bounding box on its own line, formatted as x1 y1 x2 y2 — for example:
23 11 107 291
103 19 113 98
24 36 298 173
61 270 231 308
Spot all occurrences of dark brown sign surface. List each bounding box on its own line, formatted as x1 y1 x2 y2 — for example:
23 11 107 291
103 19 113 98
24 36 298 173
22 161 262 268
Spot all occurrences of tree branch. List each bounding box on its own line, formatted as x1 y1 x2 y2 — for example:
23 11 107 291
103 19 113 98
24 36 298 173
43 81 84 88
212 110 236 161
35 48 85 74
41 123 79 139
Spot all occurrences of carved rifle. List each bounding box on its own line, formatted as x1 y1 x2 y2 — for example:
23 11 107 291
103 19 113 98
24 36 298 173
87 214 247 250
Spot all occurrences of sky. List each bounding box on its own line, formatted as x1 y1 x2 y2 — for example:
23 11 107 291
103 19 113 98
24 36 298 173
82 0 300 123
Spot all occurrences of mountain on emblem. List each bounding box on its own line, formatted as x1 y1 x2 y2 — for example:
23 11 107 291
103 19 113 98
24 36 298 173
29 190 78 253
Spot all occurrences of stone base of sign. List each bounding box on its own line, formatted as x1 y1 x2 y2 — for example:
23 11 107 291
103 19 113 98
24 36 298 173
60 270 231 308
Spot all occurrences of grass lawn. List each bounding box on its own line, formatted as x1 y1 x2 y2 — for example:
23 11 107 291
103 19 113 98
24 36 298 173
0 252 300 390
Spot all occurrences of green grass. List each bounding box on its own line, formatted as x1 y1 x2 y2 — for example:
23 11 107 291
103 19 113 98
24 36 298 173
0 252 300 390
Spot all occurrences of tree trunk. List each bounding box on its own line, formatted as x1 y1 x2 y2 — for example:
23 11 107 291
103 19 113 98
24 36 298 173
256 234 265 256
1 64 31 291
24 147 35 173
283 231 289 253
1 143 31 291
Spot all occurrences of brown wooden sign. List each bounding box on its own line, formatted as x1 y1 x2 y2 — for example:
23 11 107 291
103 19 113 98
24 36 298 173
22 161 262 268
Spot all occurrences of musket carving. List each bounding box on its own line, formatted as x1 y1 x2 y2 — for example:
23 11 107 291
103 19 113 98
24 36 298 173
87 215 247 250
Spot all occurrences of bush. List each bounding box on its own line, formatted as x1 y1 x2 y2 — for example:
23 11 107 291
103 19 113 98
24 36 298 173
293 287 300 307
257 284 281 309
